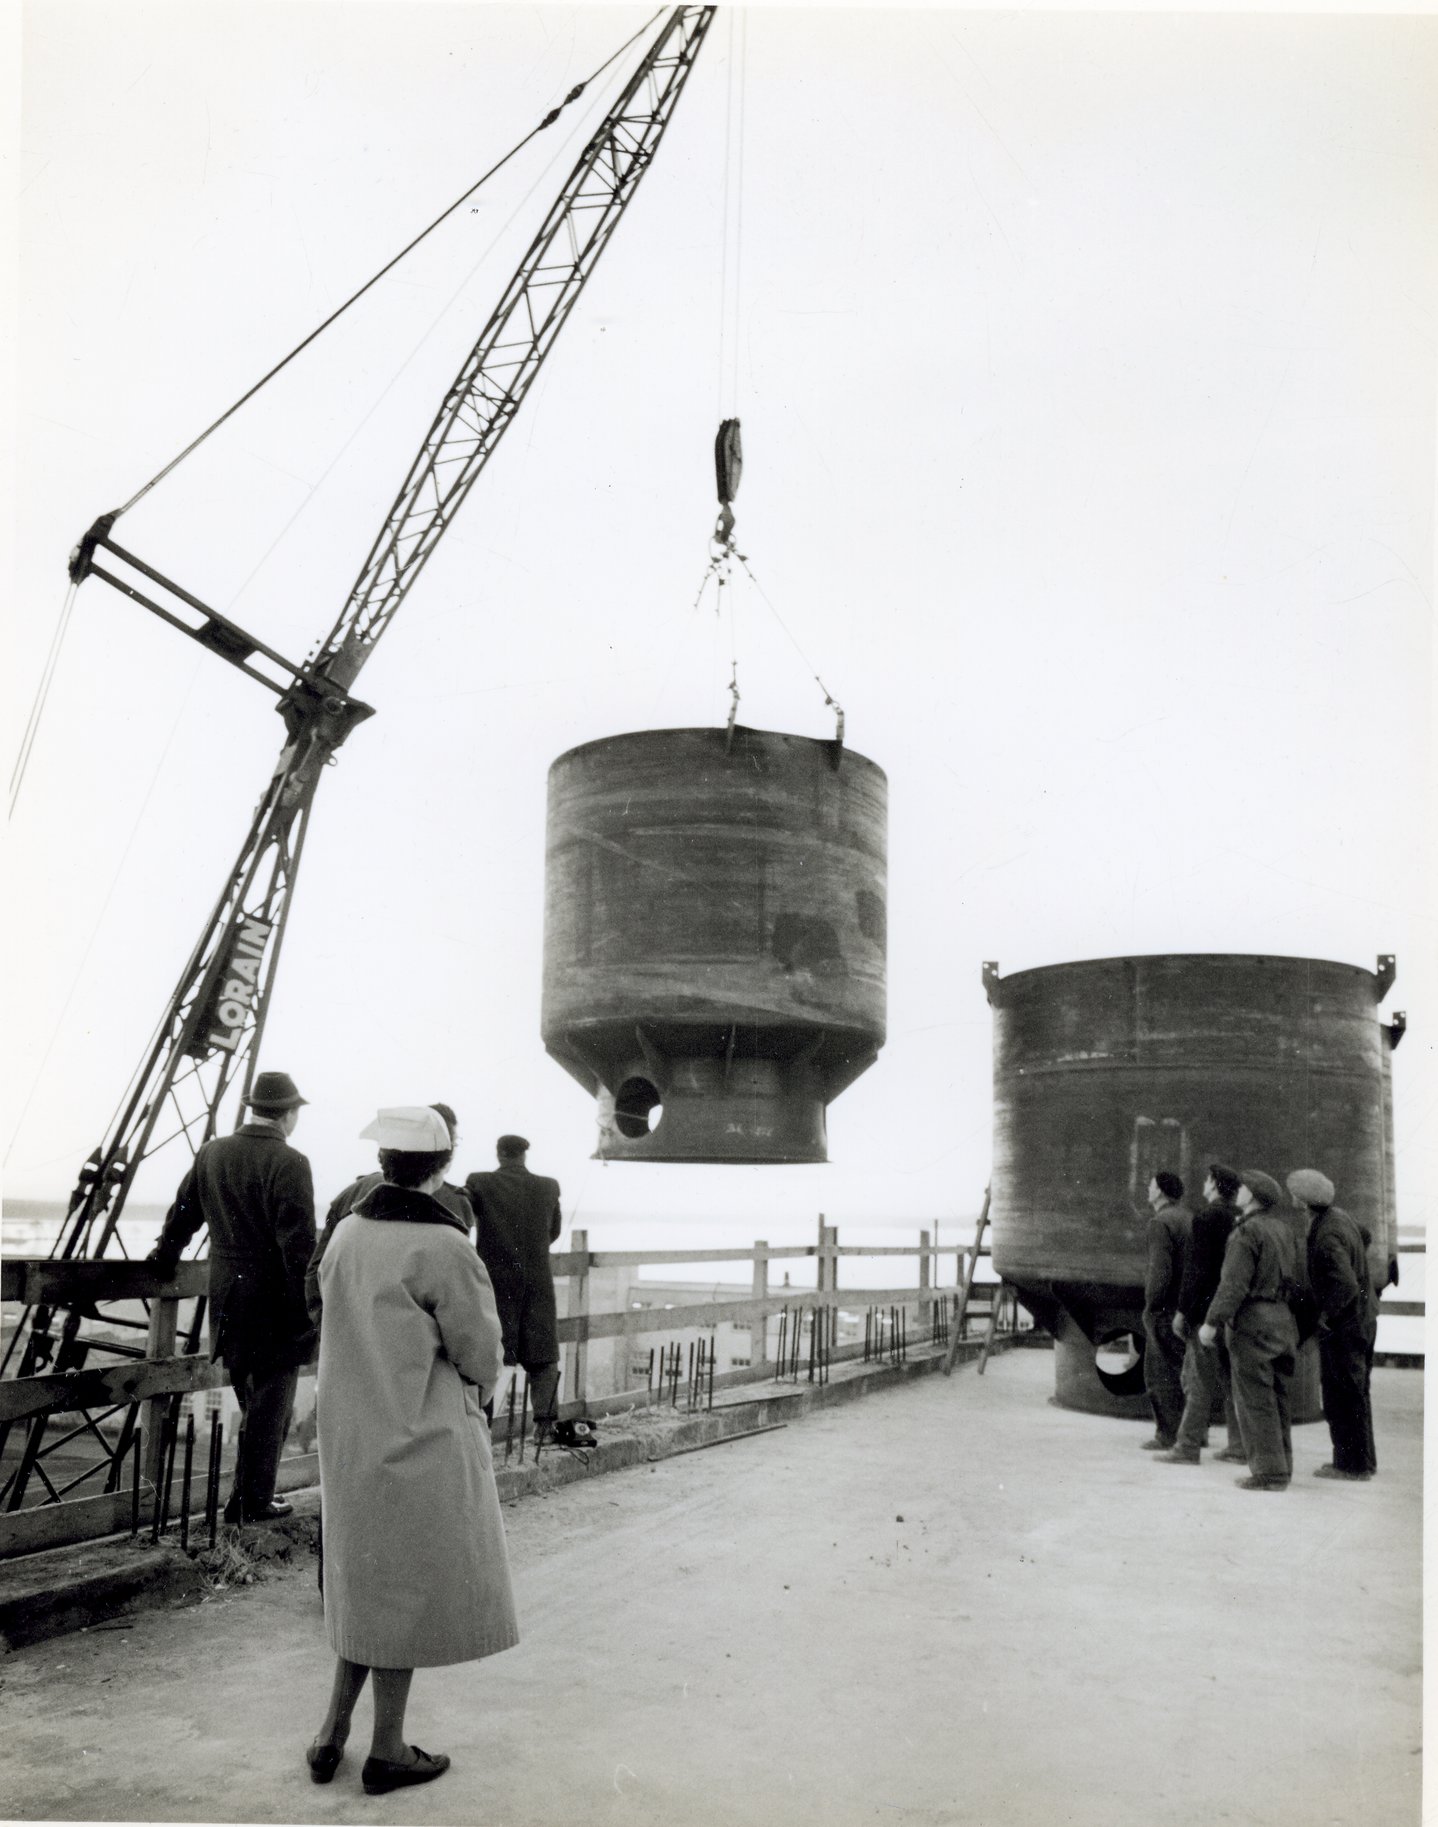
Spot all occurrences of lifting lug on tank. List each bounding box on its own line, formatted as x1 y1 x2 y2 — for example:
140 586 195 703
1375 953 1397 1000
982 961 1002 1006
1386 1011 1407 1050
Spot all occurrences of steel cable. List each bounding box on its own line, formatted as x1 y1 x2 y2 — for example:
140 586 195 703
113 7 666 520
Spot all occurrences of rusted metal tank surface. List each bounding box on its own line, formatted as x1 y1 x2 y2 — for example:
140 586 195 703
542 726 887 1163
984 953 1404 1420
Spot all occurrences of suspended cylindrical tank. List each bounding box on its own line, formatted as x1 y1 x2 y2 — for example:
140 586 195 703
984 953 1403 1419
542 726 887 1163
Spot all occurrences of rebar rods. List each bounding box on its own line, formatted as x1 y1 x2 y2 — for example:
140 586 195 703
505 1374 518 1463
206 1414 222 1549
178 1413 195 1550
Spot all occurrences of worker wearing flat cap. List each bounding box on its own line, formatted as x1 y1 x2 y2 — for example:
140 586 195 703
466 1135 565 1442
1139 1170 1191 1453
311 1107 515 1792
1198 1169 1301 1491
1160 1164 1246 1467
152 1070 317 1524
1289 1169 1378 1481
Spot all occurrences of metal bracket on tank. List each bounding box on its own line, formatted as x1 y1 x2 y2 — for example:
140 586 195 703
982 961 1002 1006
1386 1011 1407 1050
1375 954 1397 1000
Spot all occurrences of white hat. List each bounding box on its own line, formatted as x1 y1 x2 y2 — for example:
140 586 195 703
359 1106 452 1151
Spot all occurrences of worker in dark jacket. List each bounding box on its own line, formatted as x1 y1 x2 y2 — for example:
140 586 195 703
153 1070 316 1523
1288 1168 1377 1480
465 1135 563 1437
1161 1163 1245 1466
1199 1168 1299 1492
306 1103 472 1330
1140 1171 1190 1451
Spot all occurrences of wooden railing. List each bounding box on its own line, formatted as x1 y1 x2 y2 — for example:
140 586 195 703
3 1229 1422 1557
0 1226 988 1557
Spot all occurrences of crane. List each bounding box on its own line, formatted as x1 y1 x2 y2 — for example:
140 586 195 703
1 5 717 1512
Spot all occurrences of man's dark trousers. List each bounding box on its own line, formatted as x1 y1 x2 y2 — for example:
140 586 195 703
1175 1332 1241 1454
1143 1313 1186 1443
224 1364 299 1521
1228 1308 1296 1482
1319 1325 1377 1474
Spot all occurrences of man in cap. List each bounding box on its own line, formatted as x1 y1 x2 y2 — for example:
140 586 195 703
466 1136 565 1442
1288 1168 1377 1480
153 1070 316 1523
306 1104 472 1329
1161 1164 1246 1466
1198 1169 1299 1491
1139 1171 1190 1452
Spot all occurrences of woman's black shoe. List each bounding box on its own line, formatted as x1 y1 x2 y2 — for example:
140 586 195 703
306 1740 344 1784
362 1747 450 1795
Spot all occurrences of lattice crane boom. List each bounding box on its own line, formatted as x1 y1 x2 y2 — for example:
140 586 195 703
2 6 715 1507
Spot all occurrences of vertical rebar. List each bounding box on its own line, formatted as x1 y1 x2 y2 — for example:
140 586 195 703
708 1336 715 1409
647 1348 655 1399
179 1413 195 1550
150 1409 172 1542
776 1310 787 1381
505 1374 517 1463
206 1413 222 1549
130 1431 142 1537
687 1340 696 1411
519 1373 529 1460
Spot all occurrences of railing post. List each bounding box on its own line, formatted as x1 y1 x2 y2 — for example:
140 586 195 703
143 1286 180 1495
752 1240 769 1371
567 1229 590 1413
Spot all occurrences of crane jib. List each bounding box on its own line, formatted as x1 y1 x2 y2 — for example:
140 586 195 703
6 4 719 1520
183 913 272 1059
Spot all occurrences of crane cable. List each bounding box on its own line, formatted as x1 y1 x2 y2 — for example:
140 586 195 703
112 7 666 521
8 581 78 820
10 10 664 818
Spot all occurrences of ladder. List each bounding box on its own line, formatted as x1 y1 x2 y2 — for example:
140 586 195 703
942 1186 992 1376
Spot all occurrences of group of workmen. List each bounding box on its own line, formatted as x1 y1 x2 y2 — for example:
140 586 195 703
1140 1160 1390 1492
151 1072 576 1526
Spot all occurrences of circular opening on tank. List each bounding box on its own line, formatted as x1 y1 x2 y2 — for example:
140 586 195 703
615 1077 663 1140
1093 1330 1146 1398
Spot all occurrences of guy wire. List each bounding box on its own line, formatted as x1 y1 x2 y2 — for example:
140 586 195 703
9 581 79 820
113 8 666 519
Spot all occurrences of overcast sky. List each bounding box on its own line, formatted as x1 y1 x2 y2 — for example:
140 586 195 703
5 3 1434 1250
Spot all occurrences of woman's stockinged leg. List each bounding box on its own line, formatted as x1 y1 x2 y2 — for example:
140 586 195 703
369 1666 416 1764
316 1657 369 1748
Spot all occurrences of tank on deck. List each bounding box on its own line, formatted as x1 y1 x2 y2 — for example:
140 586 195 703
542 726 887 1163
984 953 1404 1419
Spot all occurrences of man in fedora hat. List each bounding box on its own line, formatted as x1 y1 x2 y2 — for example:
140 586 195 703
153 1070 317 1523
1198 1168 1300 1492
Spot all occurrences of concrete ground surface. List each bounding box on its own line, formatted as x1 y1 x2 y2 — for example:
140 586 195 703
0 1352 1421 1827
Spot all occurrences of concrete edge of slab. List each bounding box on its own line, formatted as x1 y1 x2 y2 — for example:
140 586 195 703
0 1335 1025 1652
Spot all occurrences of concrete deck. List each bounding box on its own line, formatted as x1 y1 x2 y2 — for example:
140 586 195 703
0 1352 1421 1827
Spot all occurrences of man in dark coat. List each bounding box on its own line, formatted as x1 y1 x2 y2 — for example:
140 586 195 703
153 1070 316 1523
1288 1168 1378 1480
1140 1170 1190 1451
305 1103 472 1329
1161 1163 1245 1466
466 1135 562 1435
1199 1168 1299 1492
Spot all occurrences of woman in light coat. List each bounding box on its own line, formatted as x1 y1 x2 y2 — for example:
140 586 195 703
307 1106 518 1795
